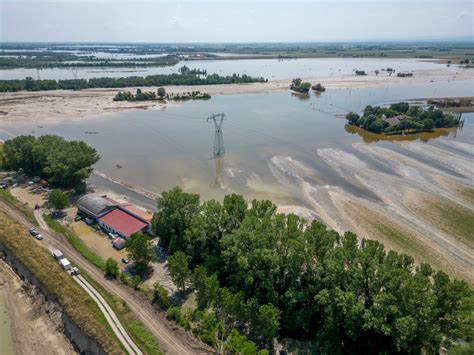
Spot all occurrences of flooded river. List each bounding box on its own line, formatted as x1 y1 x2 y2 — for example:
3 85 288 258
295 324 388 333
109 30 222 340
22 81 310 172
0 57 458 81
1 59 473 282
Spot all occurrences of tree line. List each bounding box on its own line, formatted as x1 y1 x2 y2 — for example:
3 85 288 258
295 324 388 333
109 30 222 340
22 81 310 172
2 135 99 189
147 187 473 353
0 54 180 69
113 88 211 102
346 102 460 134
0 72 268 92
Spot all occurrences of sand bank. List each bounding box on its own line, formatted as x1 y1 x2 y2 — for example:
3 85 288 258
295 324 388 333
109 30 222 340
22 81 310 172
1 67 472 124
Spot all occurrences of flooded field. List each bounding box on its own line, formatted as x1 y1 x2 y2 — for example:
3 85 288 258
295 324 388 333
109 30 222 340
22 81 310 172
1 60 473 282
0 57 458 80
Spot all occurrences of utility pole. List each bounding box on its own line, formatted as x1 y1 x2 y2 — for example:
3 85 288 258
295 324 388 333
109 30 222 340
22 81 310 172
207 113 225 157
71 67 79 90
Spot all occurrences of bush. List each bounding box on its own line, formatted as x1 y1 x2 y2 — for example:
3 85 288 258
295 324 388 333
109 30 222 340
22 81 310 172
104 258 119 278
153 283 171 310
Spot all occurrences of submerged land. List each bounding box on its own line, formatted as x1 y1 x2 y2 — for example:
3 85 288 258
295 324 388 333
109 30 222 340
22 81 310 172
1 42 473 353
1 65 472 123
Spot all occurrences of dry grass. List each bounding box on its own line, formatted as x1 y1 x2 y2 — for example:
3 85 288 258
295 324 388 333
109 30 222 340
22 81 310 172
0 209 125 355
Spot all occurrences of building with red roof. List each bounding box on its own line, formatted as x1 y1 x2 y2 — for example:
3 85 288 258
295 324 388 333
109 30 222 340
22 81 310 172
98 209 148 239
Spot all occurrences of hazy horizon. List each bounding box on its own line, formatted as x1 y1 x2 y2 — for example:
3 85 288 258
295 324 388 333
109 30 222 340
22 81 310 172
1 0 472 43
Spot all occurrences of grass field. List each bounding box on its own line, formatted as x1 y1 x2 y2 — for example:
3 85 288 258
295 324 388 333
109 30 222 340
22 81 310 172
0 209 125 354
0 189 38 225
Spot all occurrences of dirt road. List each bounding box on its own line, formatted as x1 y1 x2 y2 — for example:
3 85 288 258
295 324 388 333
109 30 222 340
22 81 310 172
0 199 211 355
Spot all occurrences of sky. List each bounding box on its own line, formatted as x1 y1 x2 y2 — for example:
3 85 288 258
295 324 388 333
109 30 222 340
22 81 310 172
1 0 473 43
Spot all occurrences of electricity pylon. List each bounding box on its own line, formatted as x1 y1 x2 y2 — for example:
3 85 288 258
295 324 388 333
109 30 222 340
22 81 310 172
71 67 79 90
207 113 225 157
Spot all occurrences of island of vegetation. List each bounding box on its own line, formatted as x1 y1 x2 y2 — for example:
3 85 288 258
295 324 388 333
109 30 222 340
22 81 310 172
178 65 207 75
346 102 461 134
113 87 211 102
312 83 326 92
290 78 311 93
0 72 267 92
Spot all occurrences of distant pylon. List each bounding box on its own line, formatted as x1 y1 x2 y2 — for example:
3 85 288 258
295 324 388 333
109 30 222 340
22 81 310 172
207 113 225 157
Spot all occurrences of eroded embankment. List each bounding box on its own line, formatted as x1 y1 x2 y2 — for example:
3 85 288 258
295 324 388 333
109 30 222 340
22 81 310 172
0 209 125 355
0 261 77 355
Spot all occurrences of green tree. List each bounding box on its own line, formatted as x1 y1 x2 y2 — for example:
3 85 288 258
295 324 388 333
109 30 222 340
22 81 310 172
157 87 166 99
225 329 258 354
48 189 69 210
126 232 155 273
104 257 119 278
346 112 360 125
153 283 171 310
168 251 191 293
153 186 200 254
130 275 141 290
3 135 99 188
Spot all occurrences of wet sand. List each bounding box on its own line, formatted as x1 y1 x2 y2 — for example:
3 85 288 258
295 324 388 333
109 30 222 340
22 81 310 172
0 67 472 124
271 138 474 283
0 261 77 354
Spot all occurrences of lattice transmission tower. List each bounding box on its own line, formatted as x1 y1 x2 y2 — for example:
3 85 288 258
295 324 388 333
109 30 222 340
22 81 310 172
207 113 225 157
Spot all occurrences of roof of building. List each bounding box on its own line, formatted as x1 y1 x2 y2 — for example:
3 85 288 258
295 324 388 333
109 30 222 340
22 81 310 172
385 117 401 126
77 195 117 218
113 237 127 247
122 205 153 223
102 195 153 223
99 209 148 238
393 114 410 121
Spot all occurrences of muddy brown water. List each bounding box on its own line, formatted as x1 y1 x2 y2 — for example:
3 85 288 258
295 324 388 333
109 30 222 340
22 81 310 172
1 65 473 281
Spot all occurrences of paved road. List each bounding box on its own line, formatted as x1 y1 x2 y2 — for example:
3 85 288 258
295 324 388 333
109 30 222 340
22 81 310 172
0 200 210 355
73 274 142 355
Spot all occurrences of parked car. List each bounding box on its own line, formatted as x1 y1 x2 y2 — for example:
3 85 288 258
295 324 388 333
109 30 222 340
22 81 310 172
74 215 82 222
71 267 80 276
35 234 43 240
27 181 35 186
121 257 129 264
29 228 38 236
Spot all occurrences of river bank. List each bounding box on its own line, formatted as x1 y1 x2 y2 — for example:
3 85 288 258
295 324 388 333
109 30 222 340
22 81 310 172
0 261 77 355
0 67 472 124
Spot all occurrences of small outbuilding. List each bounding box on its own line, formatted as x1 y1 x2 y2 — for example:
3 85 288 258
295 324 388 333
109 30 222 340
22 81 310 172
112 237 127 250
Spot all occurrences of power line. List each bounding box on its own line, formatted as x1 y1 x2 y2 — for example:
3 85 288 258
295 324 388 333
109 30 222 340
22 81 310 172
207 113 225 157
